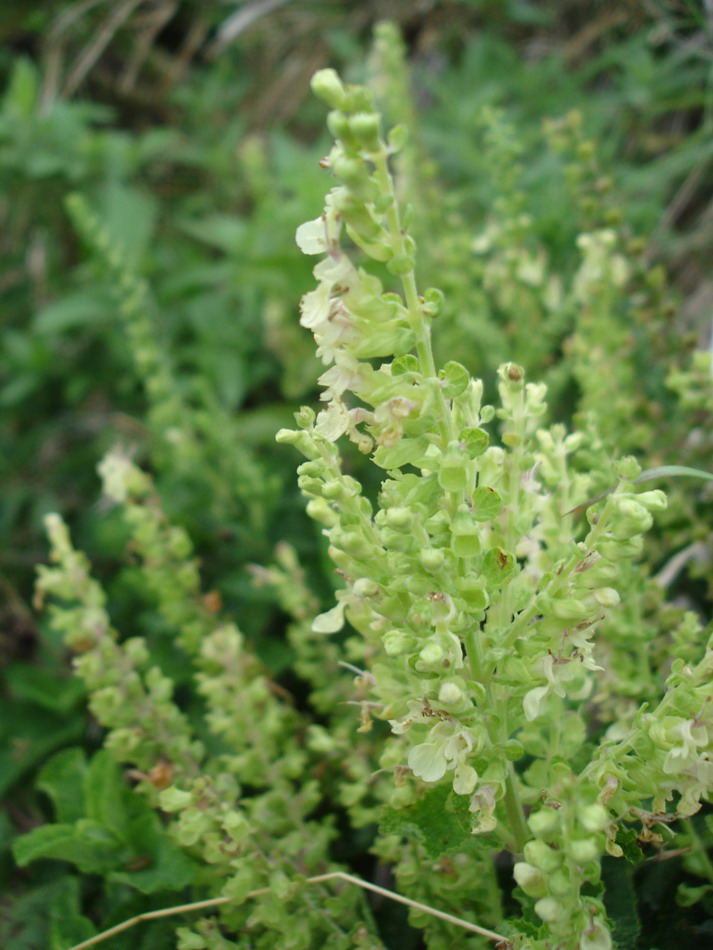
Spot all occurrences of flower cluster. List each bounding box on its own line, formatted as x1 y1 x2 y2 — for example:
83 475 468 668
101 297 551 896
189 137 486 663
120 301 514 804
273 68 713 950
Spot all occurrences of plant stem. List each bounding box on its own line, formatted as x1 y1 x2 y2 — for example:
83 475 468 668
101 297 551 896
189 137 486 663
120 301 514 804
373 149 455 445
502 760 529 854
66 870 510 950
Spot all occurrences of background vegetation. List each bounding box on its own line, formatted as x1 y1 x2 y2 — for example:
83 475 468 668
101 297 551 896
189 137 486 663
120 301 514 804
1 1 712 947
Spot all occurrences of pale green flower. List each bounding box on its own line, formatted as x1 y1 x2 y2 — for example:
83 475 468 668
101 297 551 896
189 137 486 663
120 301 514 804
408 740 448 782
312 600 346 634
295 193 342 255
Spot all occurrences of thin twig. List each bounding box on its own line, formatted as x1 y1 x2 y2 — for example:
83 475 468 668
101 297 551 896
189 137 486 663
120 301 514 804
654 540 710 587
39 0 109 113
66 870 510 950
206 0 294 59
63 0 145 97
119 0 178 94
155 15 210 97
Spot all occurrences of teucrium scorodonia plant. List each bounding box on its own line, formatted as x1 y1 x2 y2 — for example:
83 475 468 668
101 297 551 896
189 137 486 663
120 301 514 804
276 68 713 949
19 56 713 950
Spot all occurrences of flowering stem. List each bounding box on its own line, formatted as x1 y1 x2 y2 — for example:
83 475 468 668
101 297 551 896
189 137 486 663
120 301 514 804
372 151 455 445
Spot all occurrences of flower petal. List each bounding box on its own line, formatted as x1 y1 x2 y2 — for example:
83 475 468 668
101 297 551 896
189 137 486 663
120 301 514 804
296 216 330 255
523 685 549 722
311 600 345 633
408 742 447 783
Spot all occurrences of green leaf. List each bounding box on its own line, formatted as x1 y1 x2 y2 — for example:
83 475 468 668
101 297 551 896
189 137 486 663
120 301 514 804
482 547 516 587
0 697 84 796
379 784 477 858
373 438 429 470
602 854 641 950
6 663 85 713
178 214 247 254
392 354 420 375
37 747 88 824
34 291 113 336
615 826 643 864
460 427 489 458
85 750 130 840
13 820 124 873
110 809 198 894
438 361 470 398
676 883 713 908
49 875 96 950
472 486 503 521
98 182 157 270
0 879 61 949
4 57 38 117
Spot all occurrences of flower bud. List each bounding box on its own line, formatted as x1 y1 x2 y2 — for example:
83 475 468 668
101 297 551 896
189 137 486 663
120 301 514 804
535 897 565 923
524 839 563 873
438 443 469 493
550 597 590 622
635 489 667 511
450 506 481 558
527 807 560 839
548 869 572 897
499 362 525 387
454 576 488 610
568 836 600 864
327 111 358 148
420 548 446 573
275 427 320 460
438 681 464 705
311 69 348 109
503 738 524 760
598 536 643 560
123 637 149 666
296 460 321 478
321 480 344 500
306 498 338 526
386 253 415 276
577 803 609 833
611 498 653 538
614 456 641 481
419 642 445 667
332 155 366 186
422 287 445 318
385 507 412 529
353 578 379 597
335 530 372 558
349 112 381 150
297 475 324 496
383 630 417 656
576 559 619 588
592 587 620 608
332 191 382 238
513 862 547 898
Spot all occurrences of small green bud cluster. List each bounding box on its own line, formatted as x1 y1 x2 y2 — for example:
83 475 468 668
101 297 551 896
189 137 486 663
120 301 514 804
36 513 204 789
586 635 713 828
514 770 611 947
517 464 667 726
